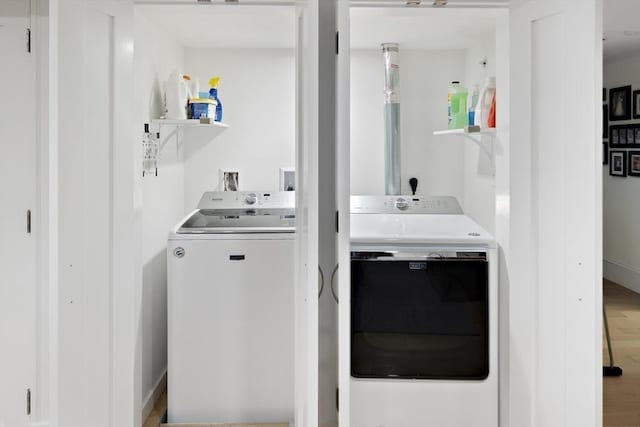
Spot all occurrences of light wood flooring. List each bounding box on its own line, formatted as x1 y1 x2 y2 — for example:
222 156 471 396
604 279 640 427
143 391 287 427
144 280 640 427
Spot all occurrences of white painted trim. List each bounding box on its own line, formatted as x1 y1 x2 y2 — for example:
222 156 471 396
141 370 167 423
604 259 640 295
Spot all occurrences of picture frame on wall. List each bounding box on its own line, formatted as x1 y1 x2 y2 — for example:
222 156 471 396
603 104 608 138
634 90 640 119
609 124 640 148
629 151 640 176
603 142 608 165
604 87 607 103
610 85 632 121
610 150 627 177
611 127 619 146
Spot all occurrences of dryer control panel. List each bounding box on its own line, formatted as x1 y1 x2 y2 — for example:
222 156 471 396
350 195 463 214
197 191 295 210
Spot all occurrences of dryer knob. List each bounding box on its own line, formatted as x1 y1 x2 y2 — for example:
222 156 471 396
245 193 258 205
395 198 409 211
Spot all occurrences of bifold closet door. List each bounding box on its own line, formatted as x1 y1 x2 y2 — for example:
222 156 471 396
506 0 602 426
51 1 138 426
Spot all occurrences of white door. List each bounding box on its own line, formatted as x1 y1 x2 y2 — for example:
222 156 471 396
50 1 138 426
0 2 37 427
503 0 602 426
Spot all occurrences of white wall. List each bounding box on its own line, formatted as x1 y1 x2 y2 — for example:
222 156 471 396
463 35 497 234
603 51 640 294
134 12 185 418
350 49 466 199
183 48 296 210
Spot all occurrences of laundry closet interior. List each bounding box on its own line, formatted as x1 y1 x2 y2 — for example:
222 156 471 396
133 1 505 426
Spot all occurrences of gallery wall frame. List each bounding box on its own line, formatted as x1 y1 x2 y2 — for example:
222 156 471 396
610 85 632 121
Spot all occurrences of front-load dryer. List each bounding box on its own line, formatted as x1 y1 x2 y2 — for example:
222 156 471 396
349 195 498 427
167 191 295 425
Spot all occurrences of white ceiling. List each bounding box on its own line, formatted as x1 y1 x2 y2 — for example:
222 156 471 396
136 4 502 50
604 0 640 60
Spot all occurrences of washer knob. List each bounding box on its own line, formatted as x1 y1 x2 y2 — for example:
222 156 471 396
245 193 258 205
395 198 409 211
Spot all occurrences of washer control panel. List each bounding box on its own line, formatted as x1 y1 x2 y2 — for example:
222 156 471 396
351 195 463 214
197 191 295 210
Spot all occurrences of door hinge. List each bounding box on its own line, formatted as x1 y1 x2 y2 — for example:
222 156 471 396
26 388 31 415
336 387 339 412
27 28 31 53
27 209 31 234
336 31 339 55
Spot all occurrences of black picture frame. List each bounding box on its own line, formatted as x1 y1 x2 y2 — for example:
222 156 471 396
603 104 608 138
604 87 607 103
629 151 640 176
610 150 627 177
610 85 632 121
603 142 608 165
634 90 640 119
608 124 640 148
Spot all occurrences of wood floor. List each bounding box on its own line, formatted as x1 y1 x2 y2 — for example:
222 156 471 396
604 279 640 427
143 391 287 427
145 280 640 427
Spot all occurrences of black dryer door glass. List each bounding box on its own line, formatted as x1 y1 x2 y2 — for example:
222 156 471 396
351 257 489 380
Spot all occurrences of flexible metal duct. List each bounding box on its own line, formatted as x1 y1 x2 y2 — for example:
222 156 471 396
382 42 401 195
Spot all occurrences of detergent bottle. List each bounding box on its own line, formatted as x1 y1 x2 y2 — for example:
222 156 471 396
448 81 468 130
474 76 496 128
208 77 223 122
164 70 189 120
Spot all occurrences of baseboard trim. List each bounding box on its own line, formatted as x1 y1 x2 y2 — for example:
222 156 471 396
142 369 168 423
603 258 640 295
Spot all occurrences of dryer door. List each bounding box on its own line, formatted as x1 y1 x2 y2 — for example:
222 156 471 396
351 251 489 380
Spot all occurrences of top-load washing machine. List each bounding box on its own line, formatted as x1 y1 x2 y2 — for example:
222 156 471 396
167 191 295 425
349 195 498 427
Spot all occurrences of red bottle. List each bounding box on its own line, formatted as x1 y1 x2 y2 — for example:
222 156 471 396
488 92 496 128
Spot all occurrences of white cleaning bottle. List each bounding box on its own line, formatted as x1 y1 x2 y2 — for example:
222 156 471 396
164 70 189 120
474 76 496 128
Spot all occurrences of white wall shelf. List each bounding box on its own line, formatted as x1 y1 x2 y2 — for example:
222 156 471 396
142 120 230 178
433 127 496 172
152 118 229 139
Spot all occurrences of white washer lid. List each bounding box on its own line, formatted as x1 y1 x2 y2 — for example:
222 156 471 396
350 213 496 248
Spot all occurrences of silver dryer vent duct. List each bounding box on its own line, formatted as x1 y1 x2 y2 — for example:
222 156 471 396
382 42 401 195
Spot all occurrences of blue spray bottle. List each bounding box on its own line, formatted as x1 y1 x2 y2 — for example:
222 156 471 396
208 77 223 122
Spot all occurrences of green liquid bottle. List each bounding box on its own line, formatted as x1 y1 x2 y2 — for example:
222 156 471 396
448 81 469 130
